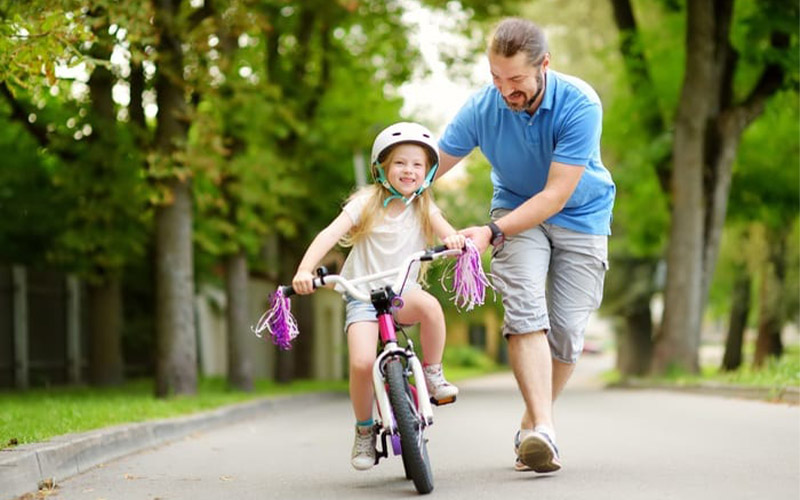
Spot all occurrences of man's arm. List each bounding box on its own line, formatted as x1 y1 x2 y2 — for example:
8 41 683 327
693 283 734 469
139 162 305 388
461 161 585 252
435 150 464 180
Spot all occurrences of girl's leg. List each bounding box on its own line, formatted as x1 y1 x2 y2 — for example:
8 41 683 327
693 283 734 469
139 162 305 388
395 289 458 403
347 321 380 421
394 288 446 365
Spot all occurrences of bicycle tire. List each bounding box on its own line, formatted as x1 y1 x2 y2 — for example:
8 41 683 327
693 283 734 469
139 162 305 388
385 357 433 494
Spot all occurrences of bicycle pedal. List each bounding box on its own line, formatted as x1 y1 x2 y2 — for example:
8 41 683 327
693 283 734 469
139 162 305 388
430 395 457 406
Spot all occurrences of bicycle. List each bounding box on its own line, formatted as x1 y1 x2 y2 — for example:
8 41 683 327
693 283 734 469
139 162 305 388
267 245 463 494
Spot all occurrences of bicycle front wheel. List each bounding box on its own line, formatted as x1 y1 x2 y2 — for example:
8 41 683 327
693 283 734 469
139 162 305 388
385 357 433 494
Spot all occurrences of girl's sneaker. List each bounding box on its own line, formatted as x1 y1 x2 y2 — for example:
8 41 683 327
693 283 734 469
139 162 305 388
351 425 377 471
423 363 459 405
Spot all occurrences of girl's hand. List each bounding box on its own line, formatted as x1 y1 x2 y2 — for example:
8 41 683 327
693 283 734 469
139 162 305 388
443 233 466 250
292 270 316 295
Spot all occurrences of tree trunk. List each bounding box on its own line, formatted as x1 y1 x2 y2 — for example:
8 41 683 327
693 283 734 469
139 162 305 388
153 0 196 397
616 295 653 376
129 59 147 144
753 228 787 367
652 0 715 375
86 17 125 386
87 278 124 385
700 118 740 310
720 264 750 371
154 179 197 396
226 250 254 391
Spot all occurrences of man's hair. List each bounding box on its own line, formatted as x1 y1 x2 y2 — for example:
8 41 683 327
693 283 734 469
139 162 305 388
489 18 548 67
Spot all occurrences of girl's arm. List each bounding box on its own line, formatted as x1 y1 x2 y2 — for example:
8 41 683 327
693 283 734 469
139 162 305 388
292 211 354 294
431 211 466 250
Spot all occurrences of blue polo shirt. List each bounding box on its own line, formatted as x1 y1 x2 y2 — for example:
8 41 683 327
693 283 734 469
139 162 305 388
439 70 615 235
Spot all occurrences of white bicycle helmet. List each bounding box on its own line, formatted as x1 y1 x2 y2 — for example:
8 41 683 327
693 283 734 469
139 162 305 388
370 122 440 206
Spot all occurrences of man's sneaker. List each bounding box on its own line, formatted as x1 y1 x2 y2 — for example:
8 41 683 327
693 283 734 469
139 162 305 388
423 364 459 405
516 429 561 473
351 425 377 471
513 430 533 471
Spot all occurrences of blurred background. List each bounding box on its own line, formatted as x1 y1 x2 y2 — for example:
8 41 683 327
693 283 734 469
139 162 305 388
0 0 797 395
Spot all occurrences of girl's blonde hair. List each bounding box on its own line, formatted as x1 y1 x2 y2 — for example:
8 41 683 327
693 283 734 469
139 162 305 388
340 144 436 253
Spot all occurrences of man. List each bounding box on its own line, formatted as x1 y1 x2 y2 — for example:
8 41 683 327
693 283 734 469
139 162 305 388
437 18 615 473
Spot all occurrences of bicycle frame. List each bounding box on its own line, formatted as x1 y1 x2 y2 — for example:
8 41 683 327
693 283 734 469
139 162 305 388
286 246 459 436
369 289 434 438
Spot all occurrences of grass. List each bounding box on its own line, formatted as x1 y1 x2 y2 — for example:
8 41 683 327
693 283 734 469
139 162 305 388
604 345 800 391
0 353 502 450
0 378 349 449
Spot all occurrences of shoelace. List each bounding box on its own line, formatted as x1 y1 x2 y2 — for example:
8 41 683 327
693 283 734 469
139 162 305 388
424 367 450 387
354 431 374 454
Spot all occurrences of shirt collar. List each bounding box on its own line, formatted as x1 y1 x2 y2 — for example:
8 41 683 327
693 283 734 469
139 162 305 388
540 69 555 111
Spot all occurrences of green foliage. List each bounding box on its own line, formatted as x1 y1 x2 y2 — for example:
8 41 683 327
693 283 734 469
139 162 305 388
424 158 506 316
0 111 68 264
603 87 671 258
0 0 93 87
732 0 800 93
729 90 800 228
442 345 496 370
704 90 800 320
50 123 150 282
0 2 152 281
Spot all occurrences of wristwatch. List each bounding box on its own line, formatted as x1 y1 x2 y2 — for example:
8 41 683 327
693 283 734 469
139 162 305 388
486 221 505 247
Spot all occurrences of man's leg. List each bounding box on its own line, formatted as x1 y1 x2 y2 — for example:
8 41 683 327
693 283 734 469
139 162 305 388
508 331 563 473
509 331 553 431
519 356 575 429
551 358 576 400
515 224 607 471
487 213 556 471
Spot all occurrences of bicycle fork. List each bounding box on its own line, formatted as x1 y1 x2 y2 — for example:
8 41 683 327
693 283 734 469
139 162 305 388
373 343 434 433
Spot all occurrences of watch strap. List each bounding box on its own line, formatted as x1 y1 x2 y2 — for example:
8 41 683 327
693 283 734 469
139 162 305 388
487 221 503 245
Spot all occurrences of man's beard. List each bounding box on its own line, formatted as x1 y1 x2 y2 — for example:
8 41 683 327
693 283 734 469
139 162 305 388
504 69 544 112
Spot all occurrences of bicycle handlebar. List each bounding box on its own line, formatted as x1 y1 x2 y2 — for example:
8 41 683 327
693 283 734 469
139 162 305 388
279 245 462 302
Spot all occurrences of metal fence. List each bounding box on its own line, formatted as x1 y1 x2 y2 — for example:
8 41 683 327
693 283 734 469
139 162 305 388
0 266 85 389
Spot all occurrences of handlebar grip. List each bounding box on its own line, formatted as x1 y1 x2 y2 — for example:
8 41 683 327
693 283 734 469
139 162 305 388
430 244 448 253
278 285 296 297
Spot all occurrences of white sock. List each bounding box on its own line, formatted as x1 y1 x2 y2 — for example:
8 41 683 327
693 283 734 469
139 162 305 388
534 424 556 443
519 428 535 441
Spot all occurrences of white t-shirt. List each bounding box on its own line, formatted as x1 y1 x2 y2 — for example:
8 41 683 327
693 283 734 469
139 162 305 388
339 194 440 296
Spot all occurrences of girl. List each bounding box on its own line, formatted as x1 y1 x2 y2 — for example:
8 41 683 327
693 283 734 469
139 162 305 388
291 122 465 471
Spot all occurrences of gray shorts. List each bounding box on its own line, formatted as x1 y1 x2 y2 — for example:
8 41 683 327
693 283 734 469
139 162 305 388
490 209 608 363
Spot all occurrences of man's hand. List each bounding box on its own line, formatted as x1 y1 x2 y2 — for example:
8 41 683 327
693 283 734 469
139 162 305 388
459 225 493 254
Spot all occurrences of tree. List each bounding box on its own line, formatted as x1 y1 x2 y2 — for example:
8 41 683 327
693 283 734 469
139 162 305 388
151 0 200 397
1 2 150 386
610 0 798 374
726 90 800 367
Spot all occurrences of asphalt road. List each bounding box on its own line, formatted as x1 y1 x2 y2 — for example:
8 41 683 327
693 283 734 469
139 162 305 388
47 355 800 500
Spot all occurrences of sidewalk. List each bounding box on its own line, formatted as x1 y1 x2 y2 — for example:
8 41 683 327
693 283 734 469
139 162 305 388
0 392 343 500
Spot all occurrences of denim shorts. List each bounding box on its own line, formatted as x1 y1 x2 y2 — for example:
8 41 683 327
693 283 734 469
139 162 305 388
343 298 381 333
490 209 608 363
343 291 416 334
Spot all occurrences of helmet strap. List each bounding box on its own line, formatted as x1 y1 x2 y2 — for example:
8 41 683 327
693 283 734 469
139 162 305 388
374 161 439 207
